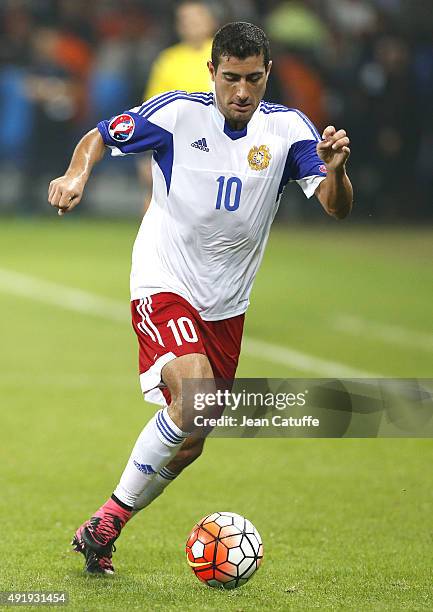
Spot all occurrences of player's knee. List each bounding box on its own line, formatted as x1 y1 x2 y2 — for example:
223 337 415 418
163 354 216 430
164 353 214 395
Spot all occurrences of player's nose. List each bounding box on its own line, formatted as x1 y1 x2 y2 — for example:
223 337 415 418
235 80 249 102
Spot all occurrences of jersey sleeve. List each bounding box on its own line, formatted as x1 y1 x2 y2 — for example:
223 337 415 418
97 94 179 157
281 110 327 199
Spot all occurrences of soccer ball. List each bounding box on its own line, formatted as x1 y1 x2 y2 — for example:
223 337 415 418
185 511 263 589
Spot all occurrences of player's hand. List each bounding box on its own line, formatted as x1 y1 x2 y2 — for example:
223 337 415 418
316 126 350 171
48 175 85 216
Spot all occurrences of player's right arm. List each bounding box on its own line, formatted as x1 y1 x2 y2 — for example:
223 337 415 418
48 128 106 216
49 95 178 215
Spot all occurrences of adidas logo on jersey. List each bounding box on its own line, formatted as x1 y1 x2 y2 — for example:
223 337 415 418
191 137 209 152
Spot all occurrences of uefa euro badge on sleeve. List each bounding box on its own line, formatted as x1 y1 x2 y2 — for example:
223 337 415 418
248 145 271 171
108 114 135 142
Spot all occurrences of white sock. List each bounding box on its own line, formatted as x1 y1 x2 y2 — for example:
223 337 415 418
133 466 178 511
113 408 188 507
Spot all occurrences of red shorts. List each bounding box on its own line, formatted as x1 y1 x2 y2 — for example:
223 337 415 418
131 292 245 405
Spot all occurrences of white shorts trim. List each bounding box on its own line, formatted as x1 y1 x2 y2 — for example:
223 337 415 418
144 387 167 405
139 351 177 405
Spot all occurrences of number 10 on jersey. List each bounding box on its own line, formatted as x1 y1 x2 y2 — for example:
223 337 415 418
215 176 242 211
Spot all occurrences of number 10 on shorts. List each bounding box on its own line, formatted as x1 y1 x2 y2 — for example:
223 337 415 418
167 317 199 346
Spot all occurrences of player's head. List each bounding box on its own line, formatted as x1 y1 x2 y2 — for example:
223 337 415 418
176 1 216 48
208 22 272 128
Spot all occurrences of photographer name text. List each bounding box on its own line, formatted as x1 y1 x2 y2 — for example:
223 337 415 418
194 414 320 428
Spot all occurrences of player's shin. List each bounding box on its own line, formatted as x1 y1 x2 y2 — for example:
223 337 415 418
131 435 205 513
132 467 178 512
112 407 189 508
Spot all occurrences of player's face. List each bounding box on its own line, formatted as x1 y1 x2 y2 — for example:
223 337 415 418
208 54 272 129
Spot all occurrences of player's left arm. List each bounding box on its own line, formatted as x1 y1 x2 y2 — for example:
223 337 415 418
315 125 353 219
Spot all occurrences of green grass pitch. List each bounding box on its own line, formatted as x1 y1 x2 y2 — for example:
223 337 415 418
1 219 432 610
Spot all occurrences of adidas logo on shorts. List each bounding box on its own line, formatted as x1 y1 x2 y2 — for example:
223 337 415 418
191 137 209 152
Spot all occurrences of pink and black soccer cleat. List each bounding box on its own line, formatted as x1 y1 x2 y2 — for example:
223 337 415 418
71 513 125 574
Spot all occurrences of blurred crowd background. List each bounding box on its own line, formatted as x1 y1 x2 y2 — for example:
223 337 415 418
1 0 432 220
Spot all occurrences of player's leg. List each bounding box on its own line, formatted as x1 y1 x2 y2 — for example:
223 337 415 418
71 295 240 574
130 354 213 511
72 353 214 574
133 432 205 511
132 314 245 512
112 353 214 509
111 295 219 517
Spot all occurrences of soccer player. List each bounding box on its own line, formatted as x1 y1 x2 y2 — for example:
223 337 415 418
48 22 352 574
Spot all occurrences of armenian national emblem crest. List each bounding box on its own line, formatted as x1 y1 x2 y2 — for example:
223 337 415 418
248 145 271 171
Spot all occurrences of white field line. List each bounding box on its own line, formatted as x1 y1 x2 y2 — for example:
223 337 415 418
0 267 381 378
0 267 127 322
241 337 380 378
333 314 433 353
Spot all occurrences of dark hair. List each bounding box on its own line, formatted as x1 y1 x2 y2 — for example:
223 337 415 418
211 22 271 71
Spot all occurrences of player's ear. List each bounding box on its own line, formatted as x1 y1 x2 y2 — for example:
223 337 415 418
207 60 216 82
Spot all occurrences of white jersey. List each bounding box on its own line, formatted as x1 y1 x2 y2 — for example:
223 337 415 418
97 91 326 320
